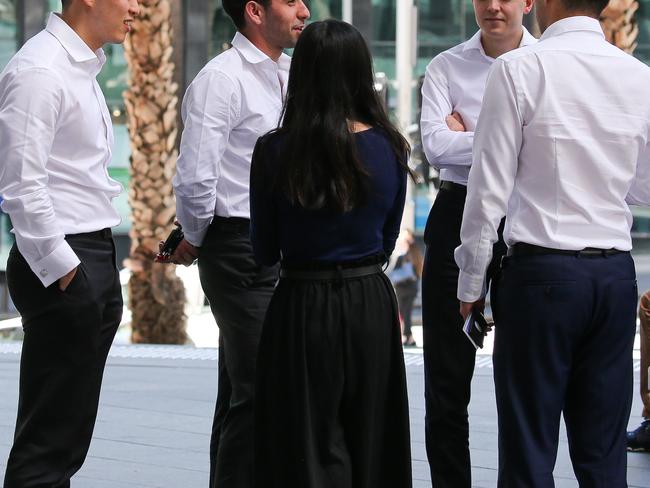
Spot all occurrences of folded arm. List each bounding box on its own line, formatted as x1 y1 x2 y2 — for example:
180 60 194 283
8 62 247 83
420 62 474 170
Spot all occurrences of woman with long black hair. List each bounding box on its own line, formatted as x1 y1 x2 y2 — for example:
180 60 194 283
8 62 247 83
250 19 412 488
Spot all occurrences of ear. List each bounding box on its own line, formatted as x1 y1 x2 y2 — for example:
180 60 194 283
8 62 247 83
244 1 266 27
524 0 535 15
68 0 96 9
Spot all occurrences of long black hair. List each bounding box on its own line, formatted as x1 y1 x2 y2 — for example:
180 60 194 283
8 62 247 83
270 19 410 213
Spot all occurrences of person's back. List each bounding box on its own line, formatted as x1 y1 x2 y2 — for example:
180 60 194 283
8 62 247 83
496 21 650 249
250 20 413 488
251 127 405 265
455 3 650 486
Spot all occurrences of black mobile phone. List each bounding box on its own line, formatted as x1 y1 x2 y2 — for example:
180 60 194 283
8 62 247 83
155 223 184 262
463 309 488 349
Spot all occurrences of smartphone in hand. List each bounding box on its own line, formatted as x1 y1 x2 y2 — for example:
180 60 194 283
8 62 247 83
154 223 184 263
463 309 489 349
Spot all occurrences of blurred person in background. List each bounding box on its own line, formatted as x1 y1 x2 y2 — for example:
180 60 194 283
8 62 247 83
628 290 650 452
390 229 424 346
419 0 535 485
249 19 412 488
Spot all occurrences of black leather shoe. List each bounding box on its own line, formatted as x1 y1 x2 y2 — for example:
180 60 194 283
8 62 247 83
627 420 650 452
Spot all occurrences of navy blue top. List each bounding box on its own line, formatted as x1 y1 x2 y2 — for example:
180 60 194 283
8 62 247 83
249 127 407 266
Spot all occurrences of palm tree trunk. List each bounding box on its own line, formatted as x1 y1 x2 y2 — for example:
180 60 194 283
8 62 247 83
601 0 639 53
123 0 187 344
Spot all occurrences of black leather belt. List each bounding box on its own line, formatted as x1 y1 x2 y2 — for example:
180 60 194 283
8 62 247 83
279 264 383 281
507 242 625 258
211 216 250 232
67 228 112 240
440 180 467 194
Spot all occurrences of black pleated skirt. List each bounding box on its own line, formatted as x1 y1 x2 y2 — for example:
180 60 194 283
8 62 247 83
254 258 412 488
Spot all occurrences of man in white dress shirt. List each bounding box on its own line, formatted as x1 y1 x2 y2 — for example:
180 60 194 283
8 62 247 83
419 1 534 486
0 1 140 487
171 1 309 486
455 0 650 485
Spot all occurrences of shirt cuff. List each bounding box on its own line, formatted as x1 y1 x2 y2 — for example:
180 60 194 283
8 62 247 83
28 241 81 287
457 270 486 303
182 226 209 248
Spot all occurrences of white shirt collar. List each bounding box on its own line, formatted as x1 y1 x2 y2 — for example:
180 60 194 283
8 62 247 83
463 26 537 57
231 31 291 72
45 13 106 70
540 15 605 42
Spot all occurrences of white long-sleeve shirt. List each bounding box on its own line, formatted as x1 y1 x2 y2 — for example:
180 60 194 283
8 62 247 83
420 27 536 185
173 32 290 247
0 13 121 287
455 16 650 302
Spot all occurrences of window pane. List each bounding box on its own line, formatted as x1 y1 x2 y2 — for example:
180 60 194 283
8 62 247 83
307 0 342 20
636 0 650 64
210 0 236 58
417 0 477 73
0 0 17 71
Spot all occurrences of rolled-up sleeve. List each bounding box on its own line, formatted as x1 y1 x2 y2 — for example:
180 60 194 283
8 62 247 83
420 59 474 170
454 59 522 302
173 70 240 247
0 68 79 287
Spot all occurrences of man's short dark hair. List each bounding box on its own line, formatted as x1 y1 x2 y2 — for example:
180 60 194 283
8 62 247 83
560 0 609 15
222 0 271 29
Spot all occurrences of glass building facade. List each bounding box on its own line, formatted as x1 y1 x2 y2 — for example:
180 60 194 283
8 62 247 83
0 1 16 69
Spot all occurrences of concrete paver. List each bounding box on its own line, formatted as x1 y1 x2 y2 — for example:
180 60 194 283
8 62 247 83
0 343 648 488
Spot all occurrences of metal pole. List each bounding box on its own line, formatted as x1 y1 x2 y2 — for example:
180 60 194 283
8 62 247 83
460 0 467 41
17 0 47 45
396 0 417 230
182 0 211 93
352 0 372 42
343 0 353 24
396 0 416 132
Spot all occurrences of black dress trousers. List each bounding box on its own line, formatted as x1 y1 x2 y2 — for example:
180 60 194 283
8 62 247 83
421 184 506 488
197 218 278 488
3 231 122 488
494 252 637 487
254 262 412 488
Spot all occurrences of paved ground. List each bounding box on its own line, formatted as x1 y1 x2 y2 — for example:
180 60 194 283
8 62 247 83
0 343 648 487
